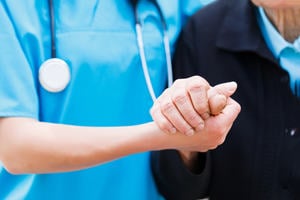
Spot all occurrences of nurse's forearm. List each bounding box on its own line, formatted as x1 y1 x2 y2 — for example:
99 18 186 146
0 117 169 174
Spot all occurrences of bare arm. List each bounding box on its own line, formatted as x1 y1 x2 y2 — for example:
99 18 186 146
0 118 169 174
0 97 240 175
0 77 240 175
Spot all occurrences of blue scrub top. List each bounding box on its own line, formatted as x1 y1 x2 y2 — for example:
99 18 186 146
0 1 211 199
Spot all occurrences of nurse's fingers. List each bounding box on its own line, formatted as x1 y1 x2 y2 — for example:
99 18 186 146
207 82 238 115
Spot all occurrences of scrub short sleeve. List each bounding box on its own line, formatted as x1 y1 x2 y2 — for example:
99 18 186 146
0 5 39 119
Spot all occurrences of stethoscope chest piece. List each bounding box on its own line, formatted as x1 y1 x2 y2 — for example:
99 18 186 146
39 58 71 93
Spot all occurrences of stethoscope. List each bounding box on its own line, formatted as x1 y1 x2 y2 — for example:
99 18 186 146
39 0 173 102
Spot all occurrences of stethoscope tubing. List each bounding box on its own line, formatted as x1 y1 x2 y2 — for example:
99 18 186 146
47 0 173 101
48 0 56 58
133 0 173 101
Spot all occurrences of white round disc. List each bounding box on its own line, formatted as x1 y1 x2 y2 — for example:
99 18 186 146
39 58 71 93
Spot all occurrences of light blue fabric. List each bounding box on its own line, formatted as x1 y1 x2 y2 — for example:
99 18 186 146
257 7 300 96
0 0 212 199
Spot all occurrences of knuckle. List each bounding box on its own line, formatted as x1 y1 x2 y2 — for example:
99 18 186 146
161 101 175 114
173 78 184 87
187 113 197 122
190 75 203 82
187 83 205 93
188 76 209 87
172 92 188 105
186 113 200 125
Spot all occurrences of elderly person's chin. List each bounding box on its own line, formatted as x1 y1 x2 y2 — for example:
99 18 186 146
252 0 300 42
251 0 300 8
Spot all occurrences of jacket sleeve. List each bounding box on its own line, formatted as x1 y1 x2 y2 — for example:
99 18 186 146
151 150 211 200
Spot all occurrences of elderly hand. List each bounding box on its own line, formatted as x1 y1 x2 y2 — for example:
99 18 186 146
151 76 239 136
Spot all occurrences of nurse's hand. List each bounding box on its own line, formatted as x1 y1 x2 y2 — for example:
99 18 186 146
150 75 238 136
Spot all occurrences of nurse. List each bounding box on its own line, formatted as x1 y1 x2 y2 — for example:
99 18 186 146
0 0 240 199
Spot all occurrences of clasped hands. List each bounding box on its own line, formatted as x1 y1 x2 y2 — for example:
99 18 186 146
151 76 241 153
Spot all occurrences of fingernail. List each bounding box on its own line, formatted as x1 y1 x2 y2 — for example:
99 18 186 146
202 112 210 120
186 129 194 136
195 122 205 132
170 127 177 134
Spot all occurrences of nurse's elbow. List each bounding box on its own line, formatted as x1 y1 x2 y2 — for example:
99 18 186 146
0 117 35 174
1 159 23 175
0 134 27 174
0 141 27 175
0 141 23 174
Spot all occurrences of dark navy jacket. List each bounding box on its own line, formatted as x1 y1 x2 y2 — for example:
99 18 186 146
151 0 300 199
